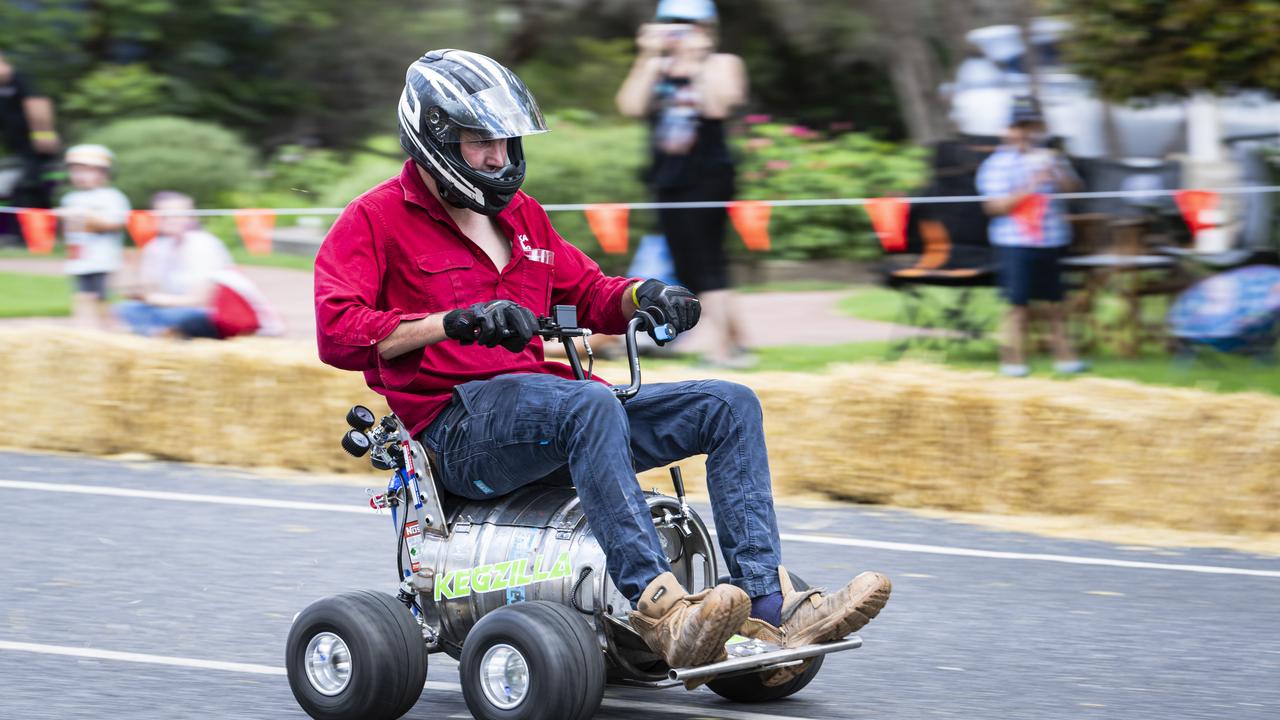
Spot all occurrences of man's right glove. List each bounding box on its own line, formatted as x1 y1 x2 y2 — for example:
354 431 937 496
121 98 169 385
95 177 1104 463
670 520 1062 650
443 300 538 353
634 279 700 333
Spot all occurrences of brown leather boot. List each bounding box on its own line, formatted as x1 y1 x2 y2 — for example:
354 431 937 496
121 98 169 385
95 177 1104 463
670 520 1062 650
775 565 892 648
628 572 750 669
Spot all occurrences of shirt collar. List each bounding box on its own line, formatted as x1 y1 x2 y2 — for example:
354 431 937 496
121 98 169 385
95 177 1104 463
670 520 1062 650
398 159 527 224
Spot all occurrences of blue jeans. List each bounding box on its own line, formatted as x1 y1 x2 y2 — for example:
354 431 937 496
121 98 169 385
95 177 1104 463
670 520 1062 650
116 301 212 337
421 374 783 604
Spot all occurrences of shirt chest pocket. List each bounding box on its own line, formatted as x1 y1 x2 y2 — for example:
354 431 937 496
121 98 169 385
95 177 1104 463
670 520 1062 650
414 252 475 310
513 256 554 315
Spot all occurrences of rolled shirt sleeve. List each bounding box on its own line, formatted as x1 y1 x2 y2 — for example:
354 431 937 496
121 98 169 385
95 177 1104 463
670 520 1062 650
313 202 428 371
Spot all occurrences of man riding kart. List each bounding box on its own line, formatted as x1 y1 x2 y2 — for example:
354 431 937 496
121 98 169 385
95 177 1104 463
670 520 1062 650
313 48 891 679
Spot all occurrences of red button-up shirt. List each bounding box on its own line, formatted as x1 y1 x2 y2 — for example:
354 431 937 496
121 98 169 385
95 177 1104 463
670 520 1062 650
314 160 635 435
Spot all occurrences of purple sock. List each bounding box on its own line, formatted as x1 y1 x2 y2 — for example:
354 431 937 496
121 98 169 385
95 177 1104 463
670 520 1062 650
750 591 783 627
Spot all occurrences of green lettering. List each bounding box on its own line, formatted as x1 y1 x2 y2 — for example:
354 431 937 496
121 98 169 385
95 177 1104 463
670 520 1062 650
533 553 551 582
549 551 572 579
514 558 536 586
491 561 512 591
455 569 472 596
472 564 492 593
434 571 455 601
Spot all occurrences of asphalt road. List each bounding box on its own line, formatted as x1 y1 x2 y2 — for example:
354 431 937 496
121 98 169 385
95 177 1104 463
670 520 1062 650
1 451 1278 720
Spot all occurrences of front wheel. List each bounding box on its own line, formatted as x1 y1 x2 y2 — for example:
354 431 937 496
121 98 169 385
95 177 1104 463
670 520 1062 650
706 571 824 702
286 591 428 720
460 601 605 720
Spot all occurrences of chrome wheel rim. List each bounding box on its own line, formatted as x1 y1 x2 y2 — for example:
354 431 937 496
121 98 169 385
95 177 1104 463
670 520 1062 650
479 643 529 709
304 632 352 696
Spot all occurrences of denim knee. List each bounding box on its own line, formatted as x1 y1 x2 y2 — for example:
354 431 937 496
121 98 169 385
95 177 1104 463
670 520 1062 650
563 381 626 431
702 380 763 422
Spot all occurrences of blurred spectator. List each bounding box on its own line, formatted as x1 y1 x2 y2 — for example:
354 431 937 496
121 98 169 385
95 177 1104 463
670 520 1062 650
0 49 61 245
59 144 129 329
616 0 752 367
976 97 1086 377
117 191 233 337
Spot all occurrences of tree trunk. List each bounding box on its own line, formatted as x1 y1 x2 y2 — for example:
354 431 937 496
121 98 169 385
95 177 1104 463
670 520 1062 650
876 0 951 143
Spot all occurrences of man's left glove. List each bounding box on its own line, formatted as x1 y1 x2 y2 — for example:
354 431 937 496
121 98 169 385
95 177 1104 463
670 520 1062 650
443 299 538 353
634 279 701 333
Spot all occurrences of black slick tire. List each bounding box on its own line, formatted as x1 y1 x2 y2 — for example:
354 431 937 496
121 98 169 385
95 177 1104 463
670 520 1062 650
459 600 605 720
286 591 429 720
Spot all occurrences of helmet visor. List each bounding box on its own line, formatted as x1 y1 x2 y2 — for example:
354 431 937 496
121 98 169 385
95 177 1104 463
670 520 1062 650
423 79 548 143
452 85 548 140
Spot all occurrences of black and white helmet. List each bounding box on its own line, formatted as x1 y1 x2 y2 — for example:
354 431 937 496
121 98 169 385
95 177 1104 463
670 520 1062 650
398 49 548 216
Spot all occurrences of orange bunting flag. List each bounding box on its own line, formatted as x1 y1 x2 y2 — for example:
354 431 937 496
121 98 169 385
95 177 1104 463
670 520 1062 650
16 209 57 254
1174 189 1219 236
864 197 910 252
235 209 276 255
584 204 630 254
728 200 772 251
127 210 158 248
1010 193 1048 241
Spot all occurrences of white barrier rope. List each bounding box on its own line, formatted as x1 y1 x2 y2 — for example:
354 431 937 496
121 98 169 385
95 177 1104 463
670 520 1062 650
1 185 1278 216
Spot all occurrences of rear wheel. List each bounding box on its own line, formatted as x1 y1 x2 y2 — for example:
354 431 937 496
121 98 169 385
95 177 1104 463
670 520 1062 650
286 591 428 720
707 572 825 703
459 601 605 720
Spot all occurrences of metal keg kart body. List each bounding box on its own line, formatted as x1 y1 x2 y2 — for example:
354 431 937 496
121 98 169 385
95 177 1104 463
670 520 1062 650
285 307 866 720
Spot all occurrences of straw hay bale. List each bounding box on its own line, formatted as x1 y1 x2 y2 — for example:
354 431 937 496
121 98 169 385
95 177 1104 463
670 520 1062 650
2 328 1277 533
637 362 1280 534
0 327 385 473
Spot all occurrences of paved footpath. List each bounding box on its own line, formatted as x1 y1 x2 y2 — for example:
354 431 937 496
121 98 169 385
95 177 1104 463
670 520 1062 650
0 257 923 350
1 451 1278 720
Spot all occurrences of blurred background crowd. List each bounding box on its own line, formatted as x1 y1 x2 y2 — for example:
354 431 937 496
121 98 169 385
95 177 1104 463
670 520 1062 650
2 0 1280 388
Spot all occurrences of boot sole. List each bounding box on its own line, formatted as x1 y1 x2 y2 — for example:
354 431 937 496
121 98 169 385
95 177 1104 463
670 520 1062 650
786 572 892 647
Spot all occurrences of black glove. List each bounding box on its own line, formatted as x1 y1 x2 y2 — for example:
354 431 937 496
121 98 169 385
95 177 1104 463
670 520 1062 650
443 300 538 353
634 279 700 333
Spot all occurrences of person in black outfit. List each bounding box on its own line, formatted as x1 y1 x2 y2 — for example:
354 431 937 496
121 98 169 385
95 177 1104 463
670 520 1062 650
616 0 753 367
0 50 61 244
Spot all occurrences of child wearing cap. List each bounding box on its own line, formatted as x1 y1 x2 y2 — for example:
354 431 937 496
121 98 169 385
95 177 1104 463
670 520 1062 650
976 97 1086 377
58 143 131 328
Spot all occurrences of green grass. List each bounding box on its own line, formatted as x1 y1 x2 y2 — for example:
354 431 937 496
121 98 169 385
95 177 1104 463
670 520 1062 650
0 271 71 317
228 247 315 271
644 281 1279 395
645 339 1280 396
0 246 65 259
836 286 1003 330
736 280 856 294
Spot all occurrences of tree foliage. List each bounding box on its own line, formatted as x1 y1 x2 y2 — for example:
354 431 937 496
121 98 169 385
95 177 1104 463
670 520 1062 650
0 0 467 149
1055 0 1280 100
82 116 255 207
1 0 924 147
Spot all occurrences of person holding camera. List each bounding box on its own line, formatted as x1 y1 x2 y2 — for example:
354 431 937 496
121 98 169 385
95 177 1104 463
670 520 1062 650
616 0 753 368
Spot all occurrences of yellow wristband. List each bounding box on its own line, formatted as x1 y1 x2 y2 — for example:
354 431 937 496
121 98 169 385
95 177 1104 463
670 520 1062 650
631 281 641 308
30 130 57 141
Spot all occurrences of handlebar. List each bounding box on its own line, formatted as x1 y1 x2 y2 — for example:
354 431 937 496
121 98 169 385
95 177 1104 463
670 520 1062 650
537 305 677 401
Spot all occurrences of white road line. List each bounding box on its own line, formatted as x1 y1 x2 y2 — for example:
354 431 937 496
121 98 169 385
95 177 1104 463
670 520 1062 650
0 640 287 675
774 532 1280 578
0 641 799 720
4 478 1278 578
0 479 366 514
